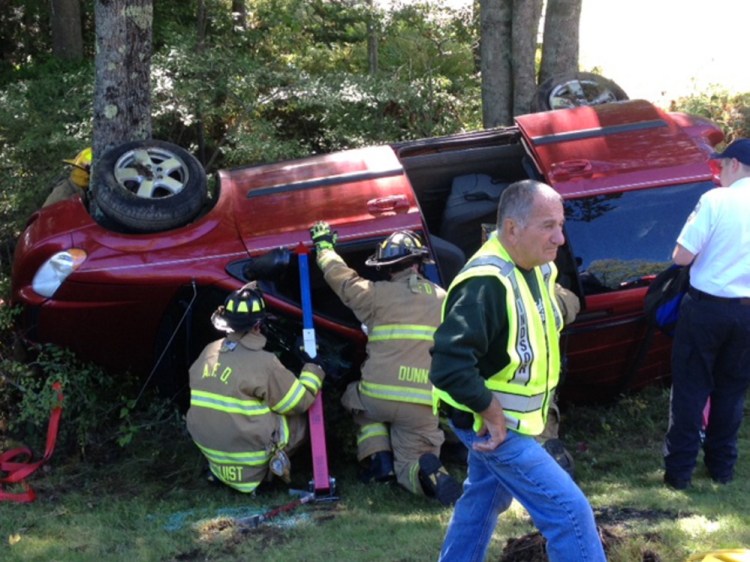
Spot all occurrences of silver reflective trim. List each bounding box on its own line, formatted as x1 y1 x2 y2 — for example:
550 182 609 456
493 390 545 413
463 255 514 277
508 272 533 385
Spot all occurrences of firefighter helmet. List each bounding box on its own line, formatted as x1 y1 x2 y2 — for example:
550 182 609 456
211 284 267 332
63 147 93 189
365 230 429 267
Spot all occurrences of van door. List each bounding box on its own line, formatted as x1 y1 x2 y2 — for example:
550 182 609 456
515 100 720 403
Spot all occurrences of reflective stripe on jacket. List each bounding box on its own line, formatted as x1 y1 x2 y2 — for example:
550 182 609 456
433 236 562 436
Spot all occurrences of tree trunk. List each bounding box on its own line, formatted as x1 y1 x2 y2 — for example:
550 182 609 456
92 0 153 165
197 0 207 54
538 0 581 84
511 0 543 116
196 0 207 162
480 0 512 128
50 0 83 61
231 0 247 32
367 0 378 76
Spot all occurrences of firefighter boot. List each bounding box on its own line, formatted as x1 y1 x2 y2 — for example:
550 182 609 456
359 451 396 483
418 453 462 506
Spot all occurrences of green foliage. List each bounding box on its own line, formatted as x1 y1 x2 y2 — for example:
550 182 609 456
4 340 178 456
0 60 93 252
0 0 50 83
145 0 479 169
669 84 750 145
0 0 479 241
8 344 113 450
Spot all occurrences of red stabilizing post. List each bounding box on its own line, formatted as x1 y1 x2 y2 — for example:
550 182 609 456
307 393 330 493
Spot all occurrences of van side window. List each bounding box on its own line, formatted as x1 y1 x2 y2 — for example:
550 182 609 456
564 182 714 294
261 241 386 328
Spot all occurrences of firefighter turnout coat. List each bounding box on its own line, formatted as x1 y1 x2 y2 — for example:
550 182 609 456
316 248 446 494
186 330 324 493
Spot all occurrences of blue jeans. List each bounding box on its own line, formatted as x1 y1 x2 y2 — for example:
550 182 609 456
439 427 605 562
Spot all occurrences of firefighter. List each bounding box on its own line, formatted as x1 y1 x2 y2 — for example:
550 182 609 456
309 222 461 506
42 147 92 207
186 284 325 494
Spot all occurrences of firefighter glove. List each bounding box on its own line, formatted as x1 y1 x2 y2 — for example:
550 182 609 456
310 221 337 252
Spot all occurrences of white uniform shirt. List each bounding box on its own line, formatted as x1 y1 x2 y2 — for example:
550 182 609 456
677 176 750 298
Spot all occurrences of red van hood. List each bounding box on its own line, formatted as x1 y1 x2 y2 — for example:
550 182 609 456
516 99 721 198
219 145 423 253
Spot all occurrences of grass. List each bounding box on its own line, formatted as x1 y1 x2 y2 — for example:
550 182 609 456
2 385 750 562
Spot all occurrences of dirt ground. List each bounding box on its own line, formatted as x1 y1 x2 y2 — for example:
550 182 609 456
497 506 677 562
186 501 674 562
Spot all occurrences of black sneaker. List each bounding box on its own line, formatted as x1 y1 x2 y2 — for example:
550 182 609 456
418 453 462 506
663 472 690 490
710 473 733 485
541 438 575 479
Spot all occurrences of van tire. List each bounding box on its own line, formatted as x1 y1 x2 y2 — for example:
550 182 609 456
93 140 207 233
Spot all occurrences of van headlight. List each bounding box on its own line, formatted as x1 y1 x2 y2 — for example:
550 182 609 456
32 249 87 297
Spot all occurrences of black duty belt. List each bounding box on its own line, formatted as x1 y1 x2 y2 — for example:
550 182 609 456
442 405 474 430
689 288 750 306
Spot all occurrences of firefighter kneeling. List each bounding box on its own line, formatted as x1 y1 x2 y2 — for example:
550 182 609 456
310 222 462 506
186 284 325 493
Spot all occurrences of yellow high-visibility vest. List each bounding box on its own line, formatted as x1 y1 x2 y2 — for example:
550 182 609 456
433 236 562 436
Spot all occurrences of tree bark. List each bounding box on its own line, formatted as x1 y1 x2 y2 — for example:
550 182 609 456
366 0 378 75
231 0 247 32
511 0 543 116
92 0 153 162
196 0 207 163
50 0 83 61
480 0 512 128
539 0 581 84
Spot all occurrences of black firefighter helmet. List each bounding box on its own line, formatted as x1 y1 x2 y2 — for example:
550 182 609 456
211 284 267 333
365 230 429 268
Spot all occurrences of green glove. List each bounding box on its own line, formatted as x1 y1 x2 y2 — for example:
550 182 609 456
310 221 338 252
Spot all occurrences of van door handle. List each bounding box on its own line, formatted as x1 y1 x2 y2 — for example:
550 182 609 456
550 159 593 181
367 195 410 214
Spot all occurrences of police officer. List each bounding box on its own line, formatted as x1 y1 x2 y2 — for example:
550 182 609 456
664 138 750 489
310 222 461 506
186 284 325 493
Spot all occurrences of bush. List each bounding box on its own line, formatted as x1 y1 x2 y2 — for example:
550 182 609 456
669 85 750 145
0 60 94 257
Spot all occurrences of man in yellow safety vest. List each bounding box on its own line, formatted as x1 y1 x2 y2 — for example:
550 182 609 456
430 180 605 561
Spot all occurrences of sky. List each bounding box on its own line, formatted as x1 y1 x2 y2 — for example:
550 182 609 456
579 0 750 104
378 0 750 104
